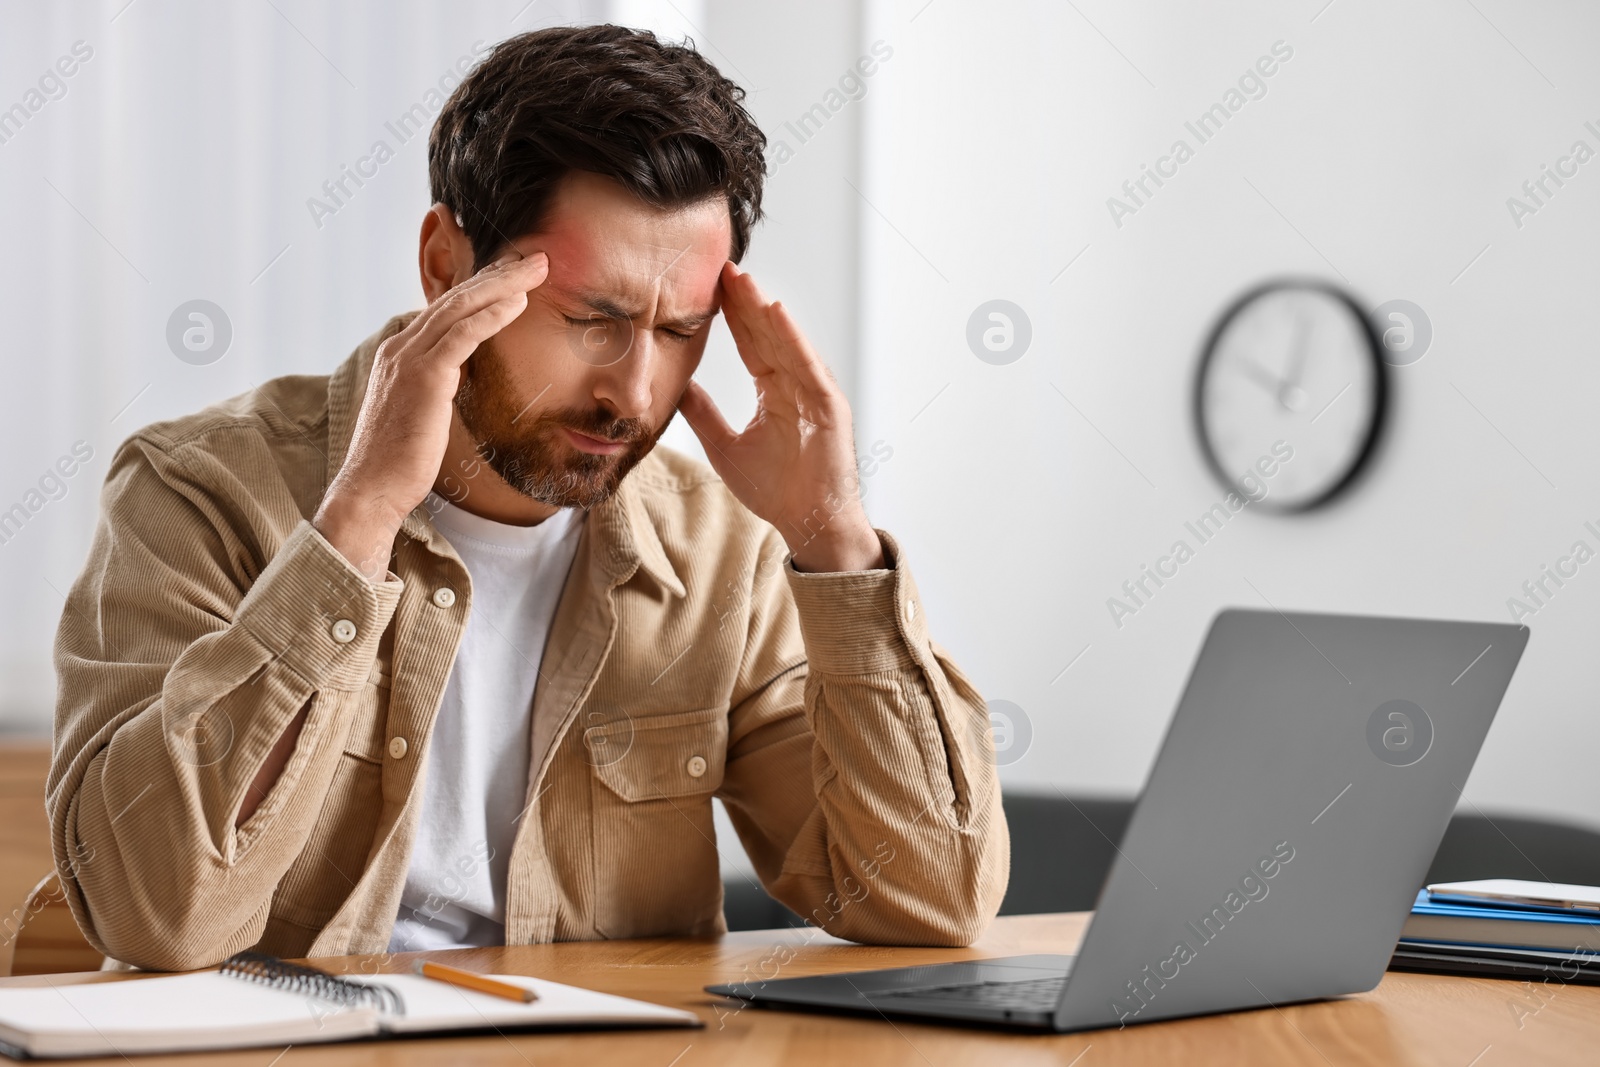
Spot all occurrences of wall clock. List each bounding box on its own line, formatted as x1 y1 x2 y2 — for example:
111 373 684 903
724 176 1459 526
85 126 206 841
1194 279 1388 513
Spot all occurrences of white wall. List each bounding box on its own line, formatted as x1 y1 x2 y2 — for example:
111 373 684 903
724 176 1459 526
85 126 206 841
855 0 1600 827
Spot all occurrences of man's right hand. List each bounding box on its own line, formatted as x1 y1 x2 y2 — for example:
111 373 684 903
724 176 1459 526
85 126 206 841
312 251 549 579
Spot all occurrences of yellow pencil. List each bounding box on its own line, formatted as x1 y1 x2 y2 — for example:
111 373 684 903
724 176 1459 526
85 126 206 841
413 960 538 1003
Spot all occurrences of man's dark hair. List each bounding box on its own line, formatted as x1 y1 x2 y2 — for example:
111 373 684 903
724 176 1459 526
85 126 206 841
429 24 767 270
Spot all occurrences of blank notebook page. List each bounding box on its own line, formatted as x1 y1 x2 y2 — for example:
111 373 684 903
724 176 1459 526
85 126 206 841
0 971 373 1053
350 972 698 1031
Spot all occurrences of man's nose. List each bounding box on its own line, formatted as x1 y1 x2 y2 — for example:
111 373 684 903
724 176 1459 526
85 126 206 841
591 327 658 422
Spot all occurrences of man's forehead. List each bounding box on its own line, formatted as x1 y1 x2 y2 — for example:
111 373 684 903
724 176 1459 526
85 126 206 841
541 235 724 314
519 175 731 317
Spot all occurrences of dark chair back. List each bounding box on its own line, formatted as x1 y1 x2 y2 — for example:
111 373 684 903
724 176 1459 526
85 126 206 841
1424 813 1600 886
719 792 1137 930
997 793 1133 914
722 792 1600 930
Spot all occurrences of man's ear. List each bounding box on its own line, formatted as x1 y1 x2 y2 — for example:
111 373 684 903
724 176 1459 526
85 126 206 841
418 203 477 303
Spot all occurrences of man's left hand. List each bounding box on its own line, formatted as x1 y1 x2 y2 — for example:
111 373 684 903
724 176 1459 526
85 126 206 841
678 261 886 573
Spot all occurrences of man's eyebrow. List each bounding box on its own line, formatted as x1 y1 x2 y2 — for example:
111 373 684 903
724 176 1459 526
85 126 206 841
566 288 718 331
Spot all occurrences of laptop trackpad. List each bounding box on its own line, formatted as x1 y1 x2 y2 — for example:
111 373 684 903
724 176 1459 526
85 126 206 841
842 954 1074 994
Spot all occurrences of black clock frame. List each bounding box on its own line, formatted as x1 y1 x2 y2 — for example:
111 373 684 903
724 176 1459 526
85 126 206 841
1191 276 1390 514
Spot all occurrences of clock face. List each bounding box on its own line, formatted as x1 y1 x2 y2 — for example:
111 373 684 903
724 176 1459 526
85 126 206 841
1196 281 1386 512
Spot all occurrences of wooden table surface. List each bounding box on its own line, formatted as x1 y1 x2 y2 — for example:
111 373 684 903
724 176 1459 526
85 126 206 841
5 912 1599 1065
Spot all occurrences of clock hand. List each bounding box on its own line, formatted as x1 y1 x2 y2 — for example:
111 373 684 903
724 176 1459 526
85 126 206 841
1281 310 1312 389
1238 357 1282 396
1269 311 1313 413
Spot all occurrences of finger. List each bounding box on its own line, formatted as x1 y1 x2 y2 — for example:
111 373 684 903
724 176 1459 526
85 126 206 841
719 264 775 379
768 300 840 401
766 303 843 428
720 267 807 421
724 309 777 382
754 298 803 378
426 251 548 329
411 252 549 354
410 254 546 360
677 379 739 456
726 319 800 422
733 271 803 380
728 260 774 306
460 248 549 296
428 290 531 372
722 272 812 422
742 302 835 428
410 250 541 339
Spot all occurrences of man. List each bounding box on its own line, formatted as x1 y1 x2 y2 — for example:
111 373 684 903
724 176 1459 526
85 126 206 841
48 24 1007 971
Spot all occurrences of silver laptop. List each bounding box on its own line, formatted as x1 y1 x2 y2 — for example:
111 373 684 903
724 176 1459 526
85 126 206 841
707 609 1529 1032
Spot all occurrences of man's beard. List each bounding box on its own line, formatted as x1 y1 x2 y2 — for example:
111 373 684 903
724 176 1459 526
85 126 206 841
454 336 663 509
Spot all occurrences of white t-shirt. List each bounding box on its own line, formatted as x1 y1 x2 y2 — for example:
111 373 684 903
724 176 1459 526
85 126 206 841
387 499 585 952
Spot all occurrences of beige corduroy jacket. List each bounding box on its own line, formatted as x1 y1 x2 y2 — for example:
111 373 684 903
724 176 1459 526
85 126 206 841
47 312 1009 972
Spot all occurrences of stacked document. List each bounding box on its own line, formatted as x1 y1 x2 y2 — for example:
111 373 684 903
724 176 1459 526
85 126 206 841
1391 890 1600 983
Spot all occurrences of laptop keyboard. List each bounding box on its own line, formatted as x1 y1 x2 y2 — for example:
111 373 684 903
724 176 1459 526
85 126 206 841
873 975 1068 1012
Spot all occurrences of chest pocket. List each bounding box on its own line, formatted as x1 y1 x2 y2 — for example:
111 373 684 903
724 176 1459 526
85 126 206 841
588 706 727 799
341 668 391 763
585 706 728 938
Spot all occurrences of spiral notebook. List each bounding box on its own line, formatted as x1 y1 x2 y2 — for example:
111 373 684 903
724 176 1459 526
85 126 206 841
0 952 699 1059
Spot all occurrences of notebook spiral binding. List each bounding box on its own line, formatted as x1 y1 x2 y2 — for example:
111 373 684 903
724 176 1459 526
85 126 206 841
219 951 407 1017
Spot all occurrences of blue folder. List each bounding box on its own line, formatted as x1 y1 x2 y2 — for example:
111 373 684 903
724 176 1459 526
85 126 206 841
1402 890 1600 953
1390 890 1600 983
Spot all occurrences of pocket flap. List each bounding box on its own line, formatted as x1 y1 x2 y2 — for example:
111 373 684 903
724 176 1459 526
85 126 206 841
339 684 389 765
587 706 728 801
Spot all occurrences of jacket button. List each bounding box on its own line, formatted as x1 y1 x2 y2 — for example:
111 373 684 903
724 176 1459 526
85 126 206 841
904 599 917 623
330 619 357 643
686 755 707 778
387 736 409 759
431 587 456 608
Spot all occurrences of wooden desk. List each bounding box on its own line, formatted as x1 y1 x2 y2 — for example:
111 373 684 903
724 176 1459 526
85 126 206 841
4 913 1598 1065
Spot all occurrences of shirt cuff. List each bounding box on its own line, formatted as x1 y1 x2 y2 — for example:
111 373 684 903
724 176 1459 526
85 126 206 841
232 520 403 689
784 528 932 675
